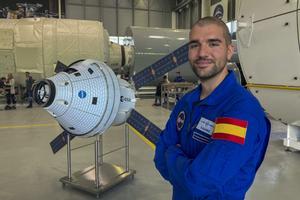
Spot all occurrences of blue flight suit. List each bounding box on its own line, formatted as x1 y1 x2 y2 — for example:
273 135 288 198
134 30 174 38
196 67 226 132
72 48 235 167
173 75 185 82
154 71 270 200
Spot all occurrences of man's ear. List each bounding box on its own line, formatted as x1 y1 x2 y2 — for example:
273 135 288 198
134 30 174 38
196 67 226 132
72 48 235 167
227 44 234 61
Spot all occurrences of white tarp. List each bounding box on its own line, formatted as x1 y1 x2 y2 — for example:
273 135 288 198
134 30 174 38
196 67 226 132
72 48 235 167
0 18 105 78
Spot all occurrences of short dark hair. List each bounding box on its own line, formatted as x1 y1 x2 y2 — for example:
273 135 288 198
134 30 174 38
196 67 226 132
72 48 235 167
190 16 232 45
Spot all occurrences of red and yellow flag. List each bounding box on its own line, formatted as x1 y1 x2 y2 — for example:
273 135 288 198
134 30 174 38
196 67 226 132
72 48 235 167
212 117 248 145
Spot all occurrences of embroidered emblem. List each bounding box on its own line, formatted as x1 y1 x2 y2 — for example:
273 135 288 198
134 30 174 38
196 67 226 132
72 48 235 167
176 111 186 131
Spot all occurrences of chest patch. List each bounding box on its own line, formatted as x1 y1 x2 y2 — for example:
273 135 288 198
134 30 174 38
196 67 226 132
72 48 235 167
176 111 186 131
192 117 215 143
196 117 215 135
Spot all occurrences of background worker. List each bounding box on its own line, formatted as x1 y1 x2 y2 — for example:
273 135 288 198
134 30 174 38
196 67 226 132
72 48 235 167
0 77 5 94
153 75 169 106
5 73 16 110
25 72 34 108
173 71 185 82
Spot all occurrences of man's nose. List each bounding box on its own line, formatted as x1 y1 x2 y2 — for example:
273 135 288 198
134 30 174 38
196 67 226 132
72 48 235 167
197 44 209 57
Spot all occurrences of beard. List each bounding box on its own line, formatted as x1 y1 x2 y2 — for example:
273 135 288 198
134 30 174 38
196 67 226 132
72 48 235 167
190 57 227 81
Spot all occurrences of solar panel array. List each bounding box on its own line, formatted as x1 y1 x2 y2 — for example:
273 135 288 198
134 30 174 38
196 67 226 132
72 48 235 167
50 130 75 154
126 109 162 145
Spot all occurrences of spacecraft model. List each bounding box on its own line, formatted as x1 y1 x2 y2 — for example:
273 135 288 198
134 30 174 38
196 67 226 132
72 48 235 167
33 43 188 153
33 59 136 137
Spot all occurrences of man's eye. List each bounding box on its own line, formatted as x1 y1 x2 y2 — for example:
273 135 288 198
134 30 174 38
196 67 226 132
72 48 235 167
209 42 220 47
189 43 199 49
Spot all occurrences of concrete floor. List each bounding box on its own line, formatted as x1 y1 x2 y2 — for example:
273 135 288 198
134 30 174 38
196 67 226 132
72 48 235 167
0 99 299 200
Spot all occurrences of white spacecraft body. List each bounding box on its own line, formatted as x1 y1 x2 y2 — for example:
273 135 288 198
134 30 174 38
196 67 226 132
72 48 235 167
34 59 136 137
236 0 300 149
237 0 300 125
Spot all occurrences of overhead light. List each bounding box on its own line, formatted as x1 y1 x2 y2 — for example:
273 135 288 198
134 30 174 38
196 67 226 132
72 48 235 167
149 35 166 39
176 37 186 40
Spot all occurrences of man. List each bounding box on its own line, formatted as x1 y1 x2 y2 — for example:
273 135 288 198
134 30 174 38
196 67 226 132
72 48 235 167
25 72 34 108
5 73 16 110
154 16 270 200
0 77 5 93
153 75 169 106
173 71 185 82
173 71 185 102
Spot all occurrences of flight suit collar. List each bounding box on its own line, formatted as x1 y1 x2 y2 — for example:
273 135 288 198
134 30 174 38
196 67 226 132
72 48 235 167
193 70 238 106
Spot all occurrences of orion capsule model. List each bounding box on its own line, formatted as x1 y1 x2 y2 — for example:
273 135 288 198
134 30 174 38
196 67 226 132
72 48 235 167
33 59 136 137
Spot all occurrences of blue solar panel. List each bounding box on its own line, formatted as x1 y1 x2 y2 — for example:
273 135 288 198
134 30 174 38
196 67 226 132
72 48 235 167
50 131 75 154
126 109 162 145
132 43 189 89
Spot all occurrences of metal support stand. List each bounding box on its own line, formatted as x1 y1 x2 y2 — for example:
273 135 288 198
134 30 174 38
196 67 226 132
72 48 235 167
60 124 135 198
283 124 300 151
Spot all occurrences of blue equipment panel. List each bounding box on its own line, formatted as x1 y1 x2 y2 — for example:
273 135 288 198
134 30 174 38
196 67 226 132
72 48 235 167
132 43 189 90
50 131 75 154
126 109 162 145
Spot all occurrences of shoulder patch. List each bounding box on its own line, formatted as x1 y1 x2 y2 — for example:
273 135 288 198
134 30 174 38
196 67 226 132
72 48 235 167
176 111 186 132
212 117 248 145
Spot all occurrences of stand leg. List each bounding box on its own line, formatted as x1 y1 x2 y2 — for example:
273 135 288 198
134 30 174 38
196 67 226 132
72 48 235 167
95 135 100 189
67 134 72 180
125 124 129 172
99 135 103 165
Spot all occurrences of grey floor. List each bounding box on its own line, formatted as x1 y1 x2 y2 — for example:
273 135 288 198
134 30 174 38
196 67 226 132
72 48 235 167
0 99 299 200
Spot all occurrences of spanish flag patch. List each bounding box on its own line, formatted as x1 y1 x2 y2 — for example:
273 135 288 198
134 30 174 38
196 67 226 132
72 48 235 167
212 117 248 145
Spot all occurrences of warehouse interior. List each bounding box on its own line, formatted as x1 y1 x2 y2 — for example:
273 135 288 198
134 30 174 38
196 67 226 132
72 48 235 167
1 0 300 199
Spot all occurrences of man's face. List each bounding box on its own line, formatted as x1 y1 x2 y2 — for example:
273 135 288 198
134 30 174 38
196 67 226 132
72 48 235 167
188 24 233 81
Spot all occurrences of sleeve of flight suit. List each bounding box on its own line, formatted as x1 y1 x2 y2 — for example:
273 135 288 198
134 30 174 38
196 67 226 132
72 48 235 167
154 103 181 181
164 110 269 198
